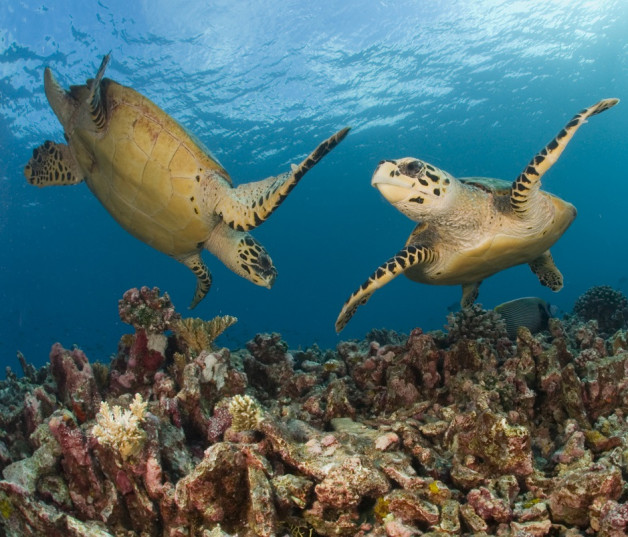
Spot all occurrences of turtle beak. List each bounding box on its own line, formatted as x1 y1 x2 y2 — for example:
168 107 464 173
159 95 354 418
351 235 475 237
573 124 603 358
372 160 417 204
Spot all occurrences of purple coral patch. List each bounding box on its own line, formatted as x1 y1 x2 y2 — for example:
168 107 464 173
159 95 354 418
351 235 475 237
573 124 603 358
0 286 627 536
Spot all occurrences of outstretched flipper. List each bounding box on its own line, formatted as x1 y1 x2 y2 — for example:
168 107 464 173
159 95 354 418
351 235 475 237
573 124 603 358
461 282 481 308
178 252 212 309
24 141 84 187
335 245 436 332
218 127 350 231
203 222 277 290
510 98 619 216
528 250 563 291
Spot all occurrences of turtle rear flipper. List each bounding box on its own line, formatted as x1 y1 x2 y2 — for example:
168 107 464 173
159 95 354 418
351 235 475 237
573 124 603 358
217 127 350 231
529 250 563 291
510 98 619 217
460 282 481 308
45 55 110 134
178 252 212 309
43 68 76 127
24 141 84 187
335 245 436 333
86 54 110 132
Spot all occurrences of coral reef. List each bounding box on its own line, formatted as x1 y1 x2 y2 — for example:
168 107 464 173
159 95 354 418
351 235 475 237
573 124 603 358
174 315 238 356
1 285 628 536
445 303 511 344
573 285 628 338
118 286 181 334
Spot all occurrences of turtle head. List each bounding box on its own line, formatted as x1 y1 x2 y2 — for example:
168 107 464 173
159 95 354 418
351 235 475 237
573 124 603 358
232 234 277 288
372 158 457 220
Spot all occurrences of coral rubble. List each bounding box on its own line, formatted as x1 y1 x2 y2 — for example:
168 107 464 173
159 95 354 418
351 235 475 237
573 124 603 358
1 286 628 536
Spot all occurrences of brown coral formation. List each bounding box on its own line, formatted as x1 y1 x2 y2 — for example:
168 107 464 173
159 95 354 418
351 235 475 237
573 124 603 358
445 303 510 344
573 285 628 338
174 315 238 356
0 286 628 536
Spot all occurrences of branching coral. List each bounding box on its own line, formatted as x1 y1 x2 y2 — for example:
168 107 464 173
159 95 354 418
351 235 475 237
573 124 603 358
228 394 263 432
91 393 147 460
174 315 238 355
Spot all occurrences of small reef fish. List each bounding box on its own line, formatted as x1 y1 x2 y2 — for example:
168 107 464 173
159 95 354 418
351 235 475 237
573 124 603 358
494 297 554 339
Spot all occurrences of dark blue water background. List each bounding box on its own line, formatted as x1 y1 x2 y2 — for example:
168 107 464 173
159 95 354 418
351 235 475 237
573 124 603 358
1 1 627 372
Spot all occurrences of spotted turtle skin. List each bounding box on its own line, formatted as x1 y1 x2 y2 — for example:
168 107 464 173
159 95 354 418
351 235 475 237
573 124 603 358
335 98 619 332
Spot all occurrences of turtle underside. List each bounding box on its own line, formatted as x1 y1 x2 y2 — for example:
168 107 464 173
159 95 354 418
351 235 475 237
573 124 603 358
25 55 349 308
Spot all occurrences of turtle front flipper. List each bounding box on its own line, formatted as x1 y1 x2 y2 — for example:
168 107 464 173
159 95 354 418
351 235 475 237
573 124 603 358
178 252 212 309
335 245 436 333
217 127 350 232
510 98 619 217
204 222 277 289
24 141 84 187
528 250 563 291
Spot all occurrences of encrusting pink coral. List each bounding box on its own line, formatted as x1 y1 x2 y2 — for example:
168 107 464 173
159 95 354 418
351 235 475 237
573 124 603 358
49 343 101 422
0 285 628 536
48 411 113 521
118 286 180 334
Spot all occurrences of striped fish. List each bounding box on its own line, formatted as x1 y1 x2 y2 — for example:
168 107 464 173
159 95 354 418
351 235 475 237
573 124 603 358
494 297 553 339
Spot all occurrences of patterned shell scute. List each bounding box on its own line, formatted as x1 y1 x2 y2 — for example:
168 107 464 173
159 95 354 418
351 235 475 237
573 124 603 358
459 176 512 195
82 81 226 257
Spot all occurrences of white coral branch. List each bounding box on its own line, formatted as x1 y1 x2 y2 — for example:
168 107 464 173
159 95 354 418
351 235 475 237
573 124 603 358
92 393 148 460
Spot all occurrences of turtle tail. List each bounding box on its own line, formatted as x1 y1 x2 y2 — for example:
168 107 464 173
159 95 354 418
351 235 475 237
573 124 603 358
43 67 75 126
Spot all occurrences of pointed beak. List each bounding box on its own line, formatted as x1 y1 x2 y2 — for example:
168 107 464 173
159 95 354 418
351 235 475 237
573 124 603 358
371 161 414 204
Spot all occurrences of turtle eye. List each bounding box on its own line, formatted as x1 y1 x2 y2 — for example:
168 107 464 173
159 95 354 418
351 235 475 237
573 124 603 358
258 252 271 270
404 160 422 174
398 159 425 178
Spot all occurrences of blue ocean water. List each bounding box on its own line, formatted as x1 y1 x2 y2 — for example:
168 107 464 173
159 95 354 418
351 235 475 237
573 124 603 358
0 0 626 372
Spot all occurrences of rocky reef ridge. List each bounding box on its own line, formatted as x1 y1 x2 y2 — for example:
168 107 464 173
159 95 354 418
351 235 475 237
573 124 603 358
0 285 627 536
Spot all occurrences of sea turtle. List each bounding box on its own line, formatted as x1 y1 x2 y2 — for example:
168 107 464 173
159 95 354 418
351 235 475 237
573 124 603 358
335 98 618 332
25 54 349 307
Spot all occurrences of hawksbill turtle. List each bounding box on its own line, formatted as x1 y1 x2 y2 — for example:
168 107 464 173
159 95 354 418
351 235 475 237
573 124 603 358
25 54 349 307
335 98 618 332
